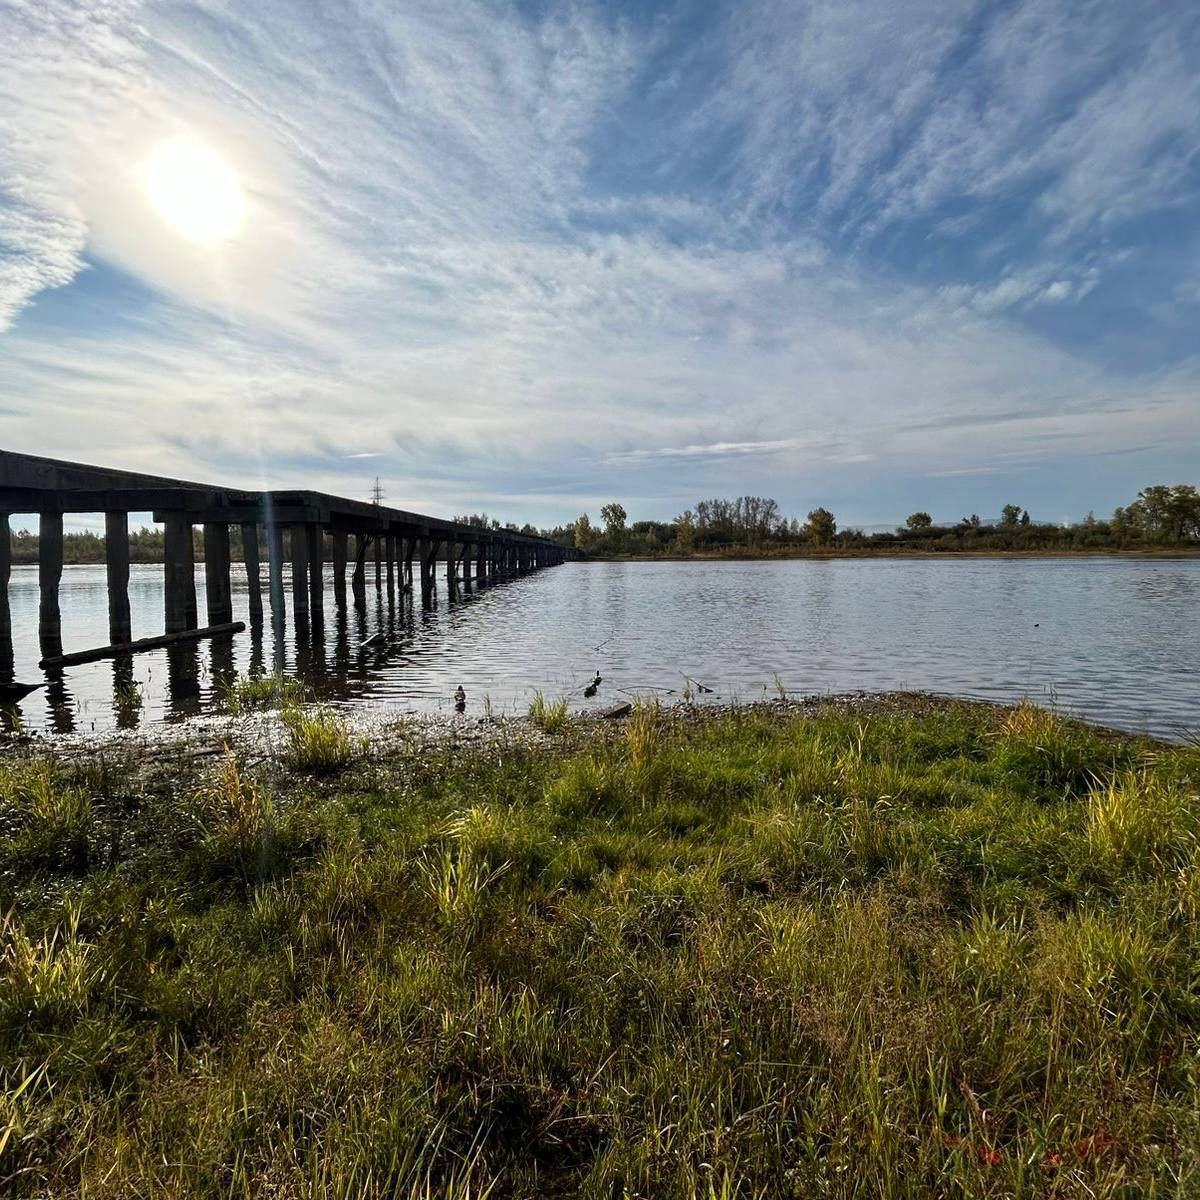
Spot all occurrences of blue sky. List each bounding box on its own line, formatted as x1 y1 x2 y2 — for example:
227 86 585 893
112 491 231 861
1 0 1198 531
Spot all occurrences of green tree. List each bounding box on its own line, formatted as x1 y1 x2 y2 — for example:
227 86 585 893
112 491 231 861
905 511 933 531
600 502 627 551
600 502 627 535
573 513 595 552
1000 503 1022 527
804 507 837 547
675 510 695 553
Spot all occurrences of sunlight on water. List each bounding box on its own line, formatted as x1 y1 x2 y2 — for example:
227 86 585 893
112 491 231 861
2 559 1198 739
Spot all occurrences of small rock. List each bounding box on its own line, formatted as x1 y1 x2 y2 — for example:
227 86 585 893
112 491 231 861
600 702 633 719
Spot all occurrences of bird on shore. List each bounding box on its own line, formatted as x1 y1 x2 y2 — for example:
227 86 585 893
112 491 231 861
454 685 466 712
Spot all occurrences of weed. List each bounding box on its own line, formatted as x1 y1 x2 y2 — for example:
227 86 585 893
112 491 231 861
626 696 661 771
282 705 362 773
528 691 569 733
223 673 306 714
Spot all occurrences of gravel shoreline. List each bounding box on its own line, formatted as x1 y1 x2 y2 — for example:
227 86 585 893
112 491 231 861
0 689 1077 765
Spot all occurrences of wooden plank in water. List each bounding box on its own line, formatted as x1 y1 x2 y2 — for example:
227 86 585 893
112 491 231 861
38 622 246 669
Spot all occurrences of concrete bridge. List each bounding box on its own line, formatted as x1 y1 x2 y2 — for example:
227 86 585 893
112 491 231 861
0 449 570 659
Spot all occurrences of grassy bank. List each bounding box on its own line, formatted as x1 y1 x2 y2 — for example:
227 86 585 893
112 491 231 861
2 697 1198 1197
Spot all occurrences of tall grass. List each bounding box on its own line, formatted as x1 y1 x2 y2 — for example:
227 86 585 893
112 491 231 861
222 673 306 714
527 691 569 733
0 698 1196 1196
281 705 363 773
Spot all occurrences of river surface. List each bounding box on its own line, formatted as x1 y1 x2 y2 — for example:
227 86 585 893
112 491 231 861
2 558 1197 739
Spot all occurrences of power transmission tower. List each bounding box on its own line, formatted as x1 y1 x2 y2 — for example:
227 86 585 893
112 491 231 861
370 477 384 506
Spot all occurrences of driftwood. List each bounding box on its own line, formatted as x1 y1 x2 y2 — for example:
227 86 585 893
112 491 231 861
38 622 246 668
600 702 634 719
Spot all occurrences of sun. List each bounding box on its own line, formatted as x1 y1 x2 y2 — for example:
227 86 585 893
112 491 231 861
144 142 245 243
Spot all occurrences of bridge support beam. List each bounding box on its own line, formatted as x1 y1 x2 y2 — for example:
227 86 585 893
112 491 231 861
290 526 309 618
306 525 324 620
0 513 10 642
332 530 348 609
402 538 414 593
38 512 64 648
242 522 263 624
420 538 440 607
386 534 396 605
351 534 368 606
267 524 286 623
163 513 196 635
105 511 132 643
204 522 233 626
374 533 382 590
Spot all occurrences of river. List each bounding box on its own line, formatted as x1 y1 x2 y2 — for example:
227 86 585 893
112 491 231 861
3 558 1197 739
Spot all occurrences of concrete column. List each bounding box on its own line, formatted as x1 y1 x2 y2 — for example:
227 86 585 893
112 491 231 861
386 533 396 604
204 522 233 626
105 511 132 643
351 534 367 605
374 533 382 590
267 524 286 621
475 541 486 585
332 530 348 608
163 513 196 635
306 525 324 619
0 513 11 640
38 511 65 646
446 541 458 595
403 539 415 591
290 526 309 617
242 522 263 623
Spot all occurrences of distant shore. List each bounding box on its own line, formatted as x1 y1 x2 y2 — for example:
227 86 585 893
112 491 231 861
589 546 1200 562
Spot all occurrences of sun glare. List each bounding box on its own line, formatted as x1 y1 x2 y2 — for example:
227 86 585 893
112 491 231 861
144 142 245 243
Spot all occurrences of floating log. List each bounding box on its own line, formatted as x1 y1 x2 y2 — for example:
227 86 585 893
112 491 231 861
38 622 245 669
0 681 43 704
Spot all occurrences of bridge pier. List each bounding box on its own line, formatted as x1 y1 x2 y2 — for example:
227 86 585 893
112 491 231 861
420 538 440 607
105 511 132 643
38 511 65 649
242 522 263 624
374 533 382 590
351 534 368 606
0 513 10 642
306 525 324 620
163 513 196 635
386 533 396 605
290 526 309 618
332 530 348 609
267 524 286 623
204 522 233 626
402 538 414 593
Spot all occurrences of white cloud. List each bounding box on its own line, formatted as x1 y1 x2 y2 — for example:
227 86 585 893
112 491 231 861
1 0 1197 525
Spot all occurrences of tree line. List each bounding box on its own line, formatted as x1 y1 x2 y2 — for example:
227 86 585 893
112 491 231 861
7 485 1197 563
566 485 1200 556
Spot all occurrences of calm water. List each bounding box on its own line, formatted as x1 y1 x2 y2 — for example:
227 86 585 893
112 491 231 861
3 558 1198 739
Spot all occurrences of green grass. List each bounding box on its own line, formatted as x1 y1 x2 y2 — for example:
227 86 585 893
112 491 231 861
280 704 364 773
1 697 1198 1197
221 673 307 715
528 691 570 733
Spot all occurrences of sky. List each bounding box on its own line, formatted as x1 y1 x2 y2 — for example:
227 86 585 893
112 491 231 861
1 0 1198 531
